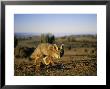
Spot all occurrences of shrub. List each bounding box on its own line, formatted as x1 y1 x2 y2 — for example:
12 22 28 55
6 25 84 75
40 33 55 44
14 46 35 58
67 37 76 42
14 36 18 48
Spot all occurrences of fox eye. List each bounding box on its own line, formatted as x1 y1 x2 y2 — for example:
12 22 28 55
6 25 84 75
54 46 57 50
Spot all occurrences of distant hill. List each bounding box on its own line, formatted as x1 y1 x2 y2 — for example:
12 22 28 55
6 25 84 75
15 32 97 38
15 33 40 38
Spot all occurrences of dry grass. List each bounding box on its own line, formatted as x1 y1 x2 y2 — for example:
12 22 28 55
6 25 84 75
14 48 97 76
14 35 97 76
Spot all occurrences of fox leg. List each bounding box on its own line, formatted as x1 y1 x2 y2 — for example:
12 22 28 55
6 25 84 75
43 56 51 65
35 57 39 63
34 57 41 74
43 56 55 66
50 58 55 66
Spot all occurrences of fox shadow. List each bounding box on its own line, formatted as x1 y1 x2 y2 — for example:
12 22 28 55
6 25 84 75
39 62 73 71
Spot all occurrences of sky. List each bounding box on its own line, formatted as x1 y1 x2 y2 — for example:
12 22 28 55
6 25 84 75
14 14 97 36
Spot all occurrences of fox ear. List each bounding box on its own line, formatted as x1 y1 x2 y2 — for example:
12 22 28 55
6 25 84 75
60 44 64 49
53 44 58 51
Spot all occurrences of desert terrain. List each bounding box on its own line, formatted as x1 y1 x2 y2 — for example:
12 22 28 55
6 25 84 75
14 34 97 76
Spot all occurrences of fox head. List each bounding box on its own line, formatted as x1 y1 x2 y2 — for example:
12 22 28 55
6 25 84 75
49 44 60 59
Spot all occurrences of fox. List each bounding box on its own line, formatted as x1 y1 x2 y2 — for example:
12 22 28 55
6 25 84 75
30 43 61 65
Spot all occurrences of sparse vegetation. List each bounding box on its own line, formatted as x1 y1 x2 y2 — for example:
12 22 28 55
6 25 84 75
40 33 55 44
14 36 18 48
14 34 97 76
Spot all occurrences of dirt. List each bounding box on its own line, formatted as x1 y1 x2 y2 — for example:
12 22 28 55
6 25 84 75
14 48 97 76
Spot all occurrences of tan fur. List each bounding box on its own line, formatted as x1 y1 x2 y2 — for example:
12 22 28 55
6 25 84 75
43 56 55 65
30 43 60 66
